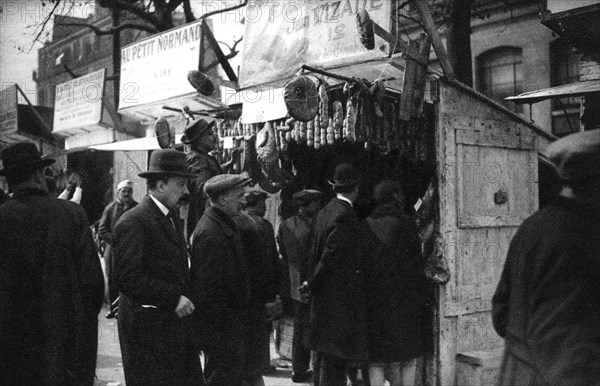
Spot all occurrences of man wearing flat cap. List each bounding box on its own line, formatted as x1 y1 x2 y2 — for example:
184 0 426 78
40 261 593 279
277 189 323 382
112 149 203 385
98 179 138 319
0 142 104 385
235 190 282 382
302 163 368 385
182 118 222 240
190 174 252 385
492 129 600 385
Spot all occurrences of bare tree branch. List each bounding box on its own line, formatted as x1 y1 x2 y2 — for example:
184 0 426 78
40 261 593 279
105 0 163 28
204 36 243 71
166 0 184 14
182 0 196 23
56 21 158 34
30 0 62 51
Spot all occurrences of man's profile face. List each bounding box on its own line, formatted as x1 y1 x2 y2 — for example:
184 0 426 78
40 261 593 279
161 177 189 209
197 134 216 153
219 186 247 217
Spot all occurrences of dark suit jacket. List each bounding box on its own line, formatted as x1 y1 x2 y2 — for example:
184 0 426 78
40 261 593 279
0 187 104 386
113 195 201 385
492 196 600 385
305 197 367 361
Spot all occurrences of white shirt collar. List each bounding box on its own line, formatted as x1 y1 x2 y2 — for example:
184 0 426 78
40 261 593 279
336 194 353 207
149 193 170 216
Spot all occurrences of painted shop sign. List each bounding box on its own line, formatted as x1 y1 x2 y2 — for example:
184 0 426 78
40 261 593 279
53 69 106 133
119 20 202 109
239 0 391 88
0 85 18 136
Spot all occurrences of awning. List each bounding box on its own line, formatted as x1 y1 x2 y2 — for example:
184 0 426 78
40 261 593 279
90 134 184 151
505 80 600 104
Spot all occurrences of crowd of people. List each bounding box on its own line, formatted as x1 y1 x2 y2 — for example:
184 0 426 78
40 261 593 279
1 125 598 386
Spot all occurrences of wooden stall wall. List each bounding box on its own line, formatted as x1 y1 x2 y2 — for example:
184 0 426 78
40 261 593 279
435 81 539 386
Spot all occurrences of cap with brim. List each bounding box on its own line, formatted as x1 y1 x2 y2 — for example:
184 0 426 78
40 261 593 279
204 174 252 199
545 129 600 182
181 118 215 144
138 149 195 179
0 142 55 176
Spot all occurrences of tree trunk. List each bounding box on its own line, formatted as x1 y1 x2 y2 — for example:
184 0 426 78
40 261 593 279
446 0 474 87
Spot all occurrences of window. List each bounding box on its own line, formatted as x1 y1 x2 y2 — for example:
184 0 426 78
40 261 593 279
477 47 523 113
550 39 581 137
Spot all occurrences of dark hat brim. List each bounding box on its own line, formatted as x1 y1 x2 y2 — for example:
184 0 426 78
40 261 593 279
138 171 196 179
181 120 216 144
0 158 55 176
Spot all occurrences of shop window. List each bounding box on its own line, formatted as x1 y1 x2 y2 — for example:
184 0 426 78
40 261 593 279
550 39 582 137
477 47 523 113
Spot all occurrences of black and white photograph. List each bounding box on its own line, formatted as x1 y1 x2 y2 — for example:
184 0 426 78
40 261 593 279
1 0 599 385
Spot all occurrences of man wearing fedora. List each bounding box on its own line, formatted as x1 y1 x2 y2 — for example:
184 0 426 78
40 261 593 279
113 149 203 385
301 163 368 386
277 189 323 383
190 174 252 386
0 142 104 385
98 179 138 319
492 129 600 385
182 118 223 240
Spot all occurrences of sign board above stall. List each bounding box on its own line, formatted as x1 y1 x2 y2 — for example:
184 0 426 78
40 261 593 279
53 69 106 135
119 20 203 110
0 85 18 139
239 0 391 89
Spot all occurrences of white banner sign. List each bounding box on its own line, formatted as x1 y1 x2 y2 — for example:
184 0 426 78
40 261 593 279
119 20 202 109
0 85 18 136
239 0 391 88
53 69 106 132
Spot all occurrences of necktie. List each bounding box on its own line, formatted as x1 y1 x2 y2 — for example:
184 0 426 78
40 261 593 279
167 211 179 233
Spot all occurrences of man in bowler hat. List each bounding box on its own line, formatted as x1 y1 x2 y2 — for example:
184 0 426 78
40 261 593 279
0 142 104 385
301 163 368 386
113 149 203 385
190 174 252 386
277 189 323 382
492 129 600 385
182 118 223 240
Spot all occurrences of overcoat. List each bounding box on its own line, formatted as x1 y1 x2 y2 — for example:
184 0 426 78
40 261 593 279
492 196 600 385
234 211 280 379
277 213 314 301
191 205 250 385
305 198 367 361
113 196 202 386
0 187 104 385
363 202 427 362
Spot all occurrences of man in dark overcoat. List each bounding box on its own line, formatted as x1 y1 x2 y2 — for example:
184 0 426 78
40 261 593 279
0 142 104 385
182 118 223 240
301 163 368 386
277 189 323 382
98 179 138 318
492 129 600 385
113 149 203 385
362 180 427 385
190 174 252 386
235 190 282 382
